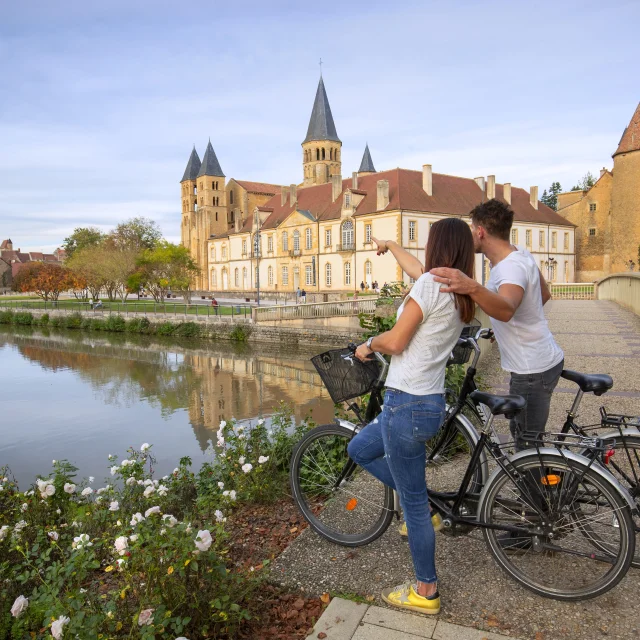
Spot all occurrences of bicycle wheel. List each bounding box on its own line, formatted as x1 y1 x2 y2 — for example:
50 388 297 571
290 423 394 547
596 434 640 568
479 451 634 601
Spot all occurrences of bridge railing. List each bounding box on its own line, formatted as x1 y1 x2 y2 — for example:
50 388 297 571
549 283 595 300
253 297 378 322
596 273 640 316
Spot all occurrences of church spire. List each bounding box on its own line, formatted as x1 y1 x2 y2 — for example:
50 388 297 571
613 102 640 157
197 140 225 177
358 143 376 174
303 76 340 144
181 146 201 182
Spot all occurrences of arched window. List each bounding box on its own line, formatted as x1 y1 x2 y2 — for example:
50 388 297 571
282 266 289 285
200 198 203 205
268 266 274 286
293 230 300 251
243 267 248 289
211 247 216 261
316 148 320 161
215 212 218 222
282 231 288 251
230 190 234 204
305 228 312 250
344 262 351 286
322 148 326 160
222 245 227 259
211 269 217 289
325 263 332 286
267 235 273 253
234 268 239 287
365 260 372 285
341 219 354 249
221 268 228 290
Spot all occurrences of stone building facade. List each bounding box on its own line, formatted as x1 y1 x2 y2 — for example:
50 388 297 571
181 78 575 294
557 103 640 281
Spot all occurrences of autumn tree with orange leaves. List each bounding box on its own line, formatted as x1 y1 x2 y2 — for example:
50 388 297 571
12 262 77 301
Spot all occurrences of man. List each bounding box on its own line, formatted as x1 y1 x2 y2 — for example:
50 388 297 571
430 198 564 453
300 288 307 303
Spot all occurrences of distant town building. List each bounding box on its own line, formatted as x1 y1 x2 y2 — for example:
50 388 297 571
0 239 65 289
180 78 575 294
557 103 640 282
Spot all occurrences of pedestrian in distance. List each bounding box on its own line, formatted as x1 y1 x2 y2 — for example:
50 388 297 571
360 281 365 292
300 289 307 303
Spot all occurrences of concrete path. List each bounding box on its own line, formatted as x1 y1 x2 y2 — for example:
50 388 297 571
275 300 640 640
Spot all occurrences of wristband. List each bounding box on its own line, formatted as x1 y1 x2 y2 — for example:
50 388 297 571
366 336 374 351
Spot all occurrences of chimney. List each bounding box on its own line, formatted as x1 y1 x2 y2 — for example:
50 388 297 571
422 164 433 196
289 184 297 207
530 186 539 210
487 175 496 200
600 167 607 178
474 176 485 192
352 171 358 190
377 180 389 210
503 183 512 205
281 187 289 206
234 215 242 233
331 174 342 202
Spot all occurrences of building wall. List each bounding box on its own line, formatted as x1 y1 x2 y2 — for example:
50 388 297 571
301 141 341 186
557 174 612 281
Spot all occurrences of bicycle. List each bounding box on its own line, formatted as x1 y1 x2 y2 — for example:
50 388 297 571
290 328 637 600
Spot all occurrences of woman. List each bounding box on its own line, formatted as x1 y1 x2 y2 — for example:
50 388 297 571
348 217 475 615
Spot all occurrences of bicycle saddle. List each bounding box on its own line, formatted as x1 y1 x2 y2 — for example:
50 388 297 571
469 390 526 419
561 370 613 396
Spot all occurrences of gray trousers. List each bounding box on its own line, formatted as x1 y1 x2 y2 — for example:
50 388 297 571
508 359 564 451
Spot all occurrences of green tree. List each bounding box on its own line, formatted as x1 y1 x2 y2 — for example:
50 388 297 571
109 217 162 252
571 172 596 192
129 241 199 303
540 182 563 211
62 227 105 259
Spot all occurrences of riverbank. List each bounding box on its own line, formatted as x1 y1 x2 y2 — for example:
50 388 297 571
0 307 360 347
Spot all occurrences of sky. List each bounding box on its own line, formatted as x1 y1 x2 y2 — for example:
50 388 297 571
1 0 639 252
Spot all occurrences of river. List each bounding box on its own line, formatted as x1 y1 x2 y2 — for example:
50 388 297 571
0 326 335 488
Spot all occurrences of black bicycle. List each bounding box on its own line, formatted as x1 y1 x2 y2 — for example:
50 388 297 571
290 328 637 600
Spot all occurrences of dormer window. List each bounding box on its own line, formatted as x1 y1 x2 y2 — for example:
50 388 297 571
345 194 351 209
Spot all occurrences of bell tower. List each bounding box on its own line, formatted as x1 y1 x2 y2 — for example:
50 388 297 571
180 146 201 261
302 76 342 186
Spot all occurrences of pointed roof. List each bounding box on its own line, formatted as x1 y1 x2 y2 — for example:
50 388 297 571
613 102 640 157
358 144 376 173
197 140 225 177
181 147 201 182
303 76 340 144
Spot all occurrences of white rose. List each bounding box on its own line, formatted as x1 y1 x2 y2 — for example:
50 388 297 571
219 420 226 429
229 490 237 501
162 514 178 527
137 479 144 486
52 460 56 464
129 534 139 542
238 456 245 465
10 595 28 618
241 463 253 474
48 531 59 541
258 456 269 464
138 608 154 626
81 487 93 496
173 468 179 474
217 436 225 446
72 533 91 549
116 558 126 571
110 466 120 476
0 525 8 541
194 529 212 552
56 508 61 514
126 477 136 486
14 520 27 533
88 476 95 483
140 443 150 452
130 512 145 526
257 418 265 426
217 482 224 490
96 487 107 495
43 484 55 498
64 483 76 494
21 503 28 512
144 506 161 517
160 527 167 535
143 485 155 498
51 615 70 640
109 501 119 512
214 510 226 523
114 536 129 556
143 479 154 486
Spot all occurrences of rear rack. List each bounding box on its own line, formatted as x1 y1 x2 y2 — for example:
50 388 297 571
600 407 640 430
499 431 611 453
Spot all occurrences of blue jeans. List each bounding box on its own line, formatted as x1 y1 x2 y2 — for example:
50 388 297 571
347 389 445 584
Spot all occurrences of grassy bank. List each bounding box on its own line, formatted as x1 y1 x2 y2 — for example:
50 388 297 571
0 310 253 342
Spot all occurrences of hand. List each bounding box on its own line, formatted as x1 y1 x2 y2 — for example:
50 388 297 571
355 343 373 362
372 237 390 256
430 267 478 295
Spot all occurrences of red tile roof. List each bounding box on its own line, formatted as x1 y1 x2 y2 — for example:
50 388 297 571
0 250 21 262
234 180 282 195
613 102 640 157
229 168 572 234
29 252 44 260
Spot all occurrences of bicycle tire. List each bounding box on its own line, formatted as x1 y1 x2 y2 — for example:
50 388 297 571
290 423 395 547
479 451 634 601
590 433 640 568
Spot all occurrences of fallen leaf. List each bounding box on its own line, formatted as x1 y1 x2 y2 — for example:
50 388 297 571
535 634 544 640
317 634 327 639
320 593 330 604
486 615 500 628
293 598 305 610
289 527 298 534
365 595 375 602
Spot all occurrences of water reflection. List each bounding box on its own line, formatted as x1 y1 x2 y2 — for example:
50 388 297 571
0 326 335 486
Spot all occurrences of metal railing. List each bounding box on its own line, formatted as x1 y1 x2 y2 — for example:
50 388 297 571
336 243 355 252
254 296 377 322
0 299 253 321
597 273 640 316
549 283 595 300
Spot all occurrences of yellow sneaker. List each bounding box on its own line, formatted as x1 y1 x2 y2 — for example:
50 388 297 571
398 513 444 538
381 582 440 615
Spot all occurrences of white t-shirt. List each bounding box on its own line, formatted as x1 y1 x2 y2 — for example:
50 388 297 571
385 273 463 395
487 248 564 374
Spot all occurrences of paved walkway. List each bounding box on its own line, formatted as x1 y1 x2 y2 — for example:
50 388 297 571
275 300 640 640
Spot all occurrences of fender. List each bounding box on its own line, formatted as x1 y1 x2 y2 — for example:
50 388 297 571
334 418 359 432
597 427 640 441
478 447 638 514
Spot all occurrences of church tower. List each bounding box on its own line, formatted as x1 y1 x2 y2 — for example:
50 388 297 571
358 143 376 177
608 102 640 273
180 146 201 261
302 76 341 186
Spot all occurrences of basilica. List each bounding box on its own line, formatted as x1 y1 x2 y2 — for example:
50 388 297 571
180 77 575 294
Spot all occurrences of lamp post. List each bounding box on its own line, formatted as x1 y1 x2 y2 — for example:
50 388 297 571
254 212 261 307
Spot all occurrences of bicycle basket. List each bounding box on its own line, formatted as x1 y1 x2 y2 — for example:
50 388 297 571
311 348 380 403
447 318 482 366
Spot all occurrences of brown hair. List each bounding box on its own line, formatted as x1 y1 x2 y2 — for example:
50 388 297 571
424 218 475 323
470 198 513 241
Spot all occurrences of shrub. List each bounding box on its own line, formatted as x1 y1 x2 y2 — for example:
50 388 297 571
64 312 83 329
229 324 251 342
105 315 126 332
39 313 50 326
156 322 177 336
50 316 63 328
0 310 13 324
126 317 152 334
81 317 93 329
90 318 106 331
174 322 201 338
13 312 33 326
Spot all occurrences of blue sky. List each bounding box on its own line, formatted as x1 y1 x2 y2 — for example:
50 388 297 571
1 0 639 252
